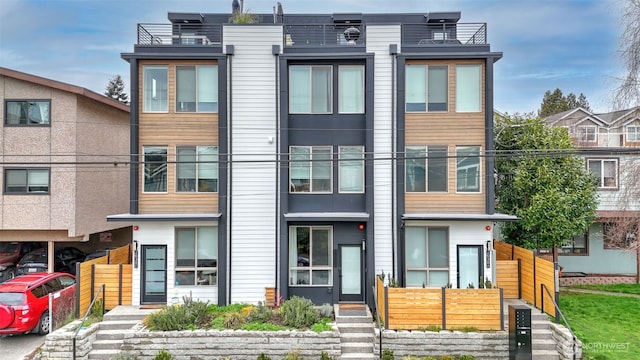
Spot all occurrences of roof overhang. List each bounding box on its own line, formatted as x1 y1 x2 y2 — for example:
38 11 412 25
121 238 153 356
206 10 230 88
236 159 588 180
402 213 519 221
597 210 640 220
284 212 370 222
107 213 221 222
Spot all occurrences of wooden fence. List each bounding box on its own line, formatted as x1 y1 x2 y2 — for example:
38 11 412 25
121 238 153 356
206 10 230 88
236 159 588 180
76 244 132 316
375 277 504 331
493 240 556 317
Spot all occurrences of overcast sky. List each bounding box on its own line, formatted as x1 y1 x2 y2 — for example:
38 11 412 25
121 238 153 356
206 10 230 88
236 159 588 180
0 0 626 114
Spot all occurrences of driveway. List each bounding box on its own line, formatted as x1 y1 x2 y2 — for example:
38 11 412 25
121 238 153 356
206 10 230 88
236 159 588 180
0 334 44 360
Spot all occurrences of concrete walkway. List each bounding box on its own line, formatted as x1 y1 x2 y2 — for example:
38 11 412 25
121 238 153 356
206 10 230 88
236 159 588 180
561 287 640 298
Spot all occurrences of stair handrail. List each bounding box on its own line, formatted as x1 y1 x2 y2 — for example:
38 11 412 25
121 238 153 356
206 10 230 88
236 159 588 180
372 284 384 358
540 283 577 360
73 283 105 360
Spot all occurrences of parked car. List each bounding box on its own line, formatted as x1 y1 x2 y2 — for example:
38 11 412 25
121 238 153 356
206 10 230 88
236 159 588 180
16 247 86 276
0 242 44 283
0 272 76 335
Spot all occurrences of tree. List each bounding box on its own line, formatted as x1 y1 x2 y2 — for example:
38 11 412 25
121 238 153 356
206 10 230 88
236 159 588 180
105 75 129 105
613 0 640 109
494 113 598 252
539 88 591 117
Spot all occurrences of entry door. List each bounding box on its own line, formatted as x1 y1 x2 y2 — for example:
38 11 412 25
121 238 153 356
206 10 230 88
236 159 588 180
457 245 483 289
141 245 167 304
338 245 364 301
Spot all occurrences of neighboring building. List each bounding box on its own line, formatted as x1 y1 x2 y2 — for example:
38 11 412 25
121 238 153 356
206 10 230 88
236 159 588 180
113 9 514 307
0 67 132 255
544 107 640 281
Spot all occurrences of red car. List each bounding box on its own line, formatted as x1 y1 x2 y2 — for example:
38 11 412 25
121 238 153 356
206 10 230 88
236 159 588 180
0 272 76 336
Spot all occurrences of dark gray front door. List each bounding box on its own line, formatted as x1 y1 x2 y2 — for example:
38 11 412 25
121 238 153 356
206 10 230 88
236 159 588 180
338 244 364 302
141 245 167 304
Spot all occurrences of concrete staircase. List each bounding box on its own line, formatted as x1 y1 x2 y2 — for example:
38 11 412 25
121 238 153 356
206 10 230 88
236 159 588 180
87 306 156 360
504 301 561 360
335 304 376 359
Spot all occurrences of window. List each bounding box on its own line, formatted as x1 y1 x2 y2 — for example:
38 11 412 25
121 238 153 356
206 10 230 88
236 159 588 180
5 100 50 125
456 65 481 112
175 227 218 286
627 125 640 142
405 146 448 193
339 146 364 193
289 226 332 286
289 65 332 113
290 146 332 193
577 126 597 143
560 233 588 255
405 227 449 287
143 66 168 112
4 168 50 194
338 66 364 113
456 146 481 192
176 65 218 112
176 146 218 192
405 64 448 112
603 222 637 249
143 146 167 192
588 159 618 188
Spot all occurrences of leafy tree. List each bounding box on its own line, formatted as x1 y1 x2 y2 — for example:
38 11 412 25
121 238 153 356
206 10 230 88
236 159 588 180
539 88 590 117
494 113 598 251
105 74 129 105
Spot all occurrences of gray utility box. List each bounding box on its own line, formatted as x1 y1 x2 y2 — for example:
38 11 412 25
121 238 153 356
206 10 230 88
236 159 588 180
509 304 532 360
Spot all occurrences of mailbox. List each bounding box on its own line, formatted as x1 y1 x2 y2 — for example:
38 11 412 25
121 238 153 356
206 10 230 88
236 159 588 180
509 304 532 360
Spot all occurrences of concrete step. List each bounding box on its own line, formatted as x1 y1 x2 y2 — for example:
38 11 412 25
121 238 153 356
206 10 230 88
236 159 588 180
95 329 126 341
337 322 375 334
98 320 140 330
532 349 561 360
533 338 559 351
336 315 373 324
341 342 374 354
340 332 374 343
102 306 158 322
91 339 123 351
88 349 122 360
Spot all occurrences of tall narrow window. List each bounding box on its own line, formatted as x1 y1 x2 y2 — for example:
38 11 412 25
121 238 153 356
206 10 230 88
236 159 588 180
176 65 218 112
405 147 426 192
456 65 481 112
405 227 449 287
289 226 332 286
177 146 218 192
456 146 481 193
338 66 364 113
405 65 448 112
428 66 448 111
175 227 217 286
290 146 332 193
143 66 168 112
339 146 364 193
289 65 332 113
5 100 50 125
143 146 168 192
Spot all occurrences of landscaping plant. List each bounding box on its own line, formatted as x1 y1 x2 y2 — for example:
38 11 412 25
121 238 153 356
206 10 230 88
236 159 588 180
153 349 173 360
279 296 320 328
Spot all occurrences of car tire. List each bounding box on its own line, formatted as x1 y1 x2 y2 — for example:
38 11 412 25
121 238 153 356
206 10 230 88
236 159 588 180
6 268 15 281
36 311 50 335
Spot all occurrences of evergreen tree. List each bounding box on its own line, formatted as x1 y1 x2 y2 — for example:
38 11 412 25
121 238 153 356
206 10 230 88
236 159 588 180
105 75 129 105
539 88 591 117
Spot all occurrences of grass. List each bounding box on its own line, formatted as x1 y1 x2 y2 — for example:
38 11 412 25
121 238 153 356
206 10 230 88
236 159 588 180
559 291 640 360
571 283 640 295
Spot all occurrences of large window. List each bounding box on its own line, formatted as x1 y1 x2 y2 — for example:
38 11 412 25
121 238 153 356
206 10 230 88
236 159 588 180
338 66 364 113
176 146 218 192
143 146 167 192
176 65 218 112
627 125 640 142
405 146 448 192
456 65 481 112
289 65 332 113
175 227 217 286
5 100 50 125
290 146 332 193
456 146 481 192
578 126 597 143
405 65 448 112
560 233 588 255
143 66 168 112
289 226 332 286
405 227 449 287
338 146 364 193
4 168 50 194
588 159 618 188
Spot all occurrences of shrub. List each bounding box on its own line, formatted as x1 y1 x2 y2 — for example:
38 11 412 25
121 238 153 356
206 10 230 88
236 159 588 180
381 349 394 360
458 356 476 360
247 303 274 323
284 348 304 360
401 357 420 360
143 305 192 331
279 296 320 328
310 317 332 332
417 325 441 332
153 349 173 360
439 356 455 360
242 322 287 331
319 351 333 360
222 311 246 329
257 353 272 360
319 303 333 318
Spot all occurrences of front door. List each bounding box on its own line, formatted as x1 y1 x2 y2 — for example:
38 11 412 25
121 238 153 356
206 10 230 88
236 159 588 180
457 245 483 289
141 245 167 304
338 244 364 302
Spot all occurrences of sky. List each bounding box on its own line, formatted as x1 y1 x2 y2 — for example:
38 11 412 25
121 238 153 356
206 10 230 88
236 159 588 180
0 0 627 114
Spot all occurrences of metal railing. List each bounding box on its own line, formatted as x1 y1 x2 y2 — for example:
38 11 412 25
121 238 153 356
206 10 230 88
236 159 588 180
137 23 222 45
372 284 383 358
73 284 105 360
283 24 366 47
540 283 578 360
402 23 487 45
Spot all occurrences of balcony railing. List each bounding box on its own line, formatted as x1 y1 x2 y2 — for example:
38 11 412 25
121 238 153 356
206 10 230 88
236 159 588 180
137 23 222 46
283 24 366 47
402 23 487 45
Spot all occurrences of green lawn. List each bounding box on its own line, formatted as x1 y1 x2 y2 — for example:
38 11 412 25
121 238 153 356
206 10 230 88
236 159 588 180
571 283 640 295
559 292 640 360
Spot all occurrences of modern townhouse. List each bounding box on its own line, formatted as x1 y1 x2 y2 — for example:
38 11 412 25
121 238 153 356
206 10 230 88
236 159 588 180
543 107 640 282
112 8 515 307
0 67 131 267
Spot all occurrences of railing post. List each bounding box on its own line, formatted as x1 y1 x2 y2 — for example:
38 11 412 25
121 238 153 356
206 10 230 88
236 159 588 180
384 286 389 329
441 287 446 330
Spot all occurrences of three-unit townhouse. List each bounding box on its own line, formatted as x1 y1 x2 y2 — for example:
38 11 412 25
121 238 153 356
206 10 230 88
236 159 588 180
112 9 516 307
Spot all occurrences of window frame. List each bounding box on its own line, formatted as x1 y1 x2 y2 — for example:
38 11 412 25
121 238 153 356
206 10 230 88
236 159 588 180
626 125 640 142
175 65 218 113
174 227 218 286
3 168 51 194
455 146 481 193
455 64 481 112
587 158 618 189
338 65 365 114
4 99 51 126
176 145 219 193
288 65 333 114
405 145 449 193
559 233 589 255
142 146 168 193
142 65 169 113
404 226 450 287
288 226 333 287
578 125 597 143
289 146 333 193
405 64 449 113
338 146 364 193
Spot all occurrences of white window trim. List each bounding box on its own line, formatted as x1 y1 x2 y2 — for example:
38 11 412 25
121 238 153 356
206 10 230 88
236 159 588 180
455 146 482 194
289 65 333 114
289 146 333 194
404 226 450 288
142 65 169 113
588 158 618 189
289 226 333 287
338 65 365 114
405 145 449 193
142 145 168 194
174 226 218 287
626 125 640 142
175 65 218 113
405 64 449 113
578 125 597 142
175 145 219 193
338 146 365 194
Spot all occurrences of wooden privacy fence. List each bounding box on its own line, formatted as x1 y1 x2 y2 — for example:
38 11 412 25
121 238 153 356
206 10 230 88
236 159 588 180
375 277 504 331
76 244 132 316
493 240 556 317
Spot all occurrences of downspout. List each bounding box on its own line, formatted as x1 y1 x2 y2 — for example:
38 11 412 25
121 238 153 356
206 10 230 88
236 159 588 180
226 45 234 304
273 44 281 296
390 44 398 279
